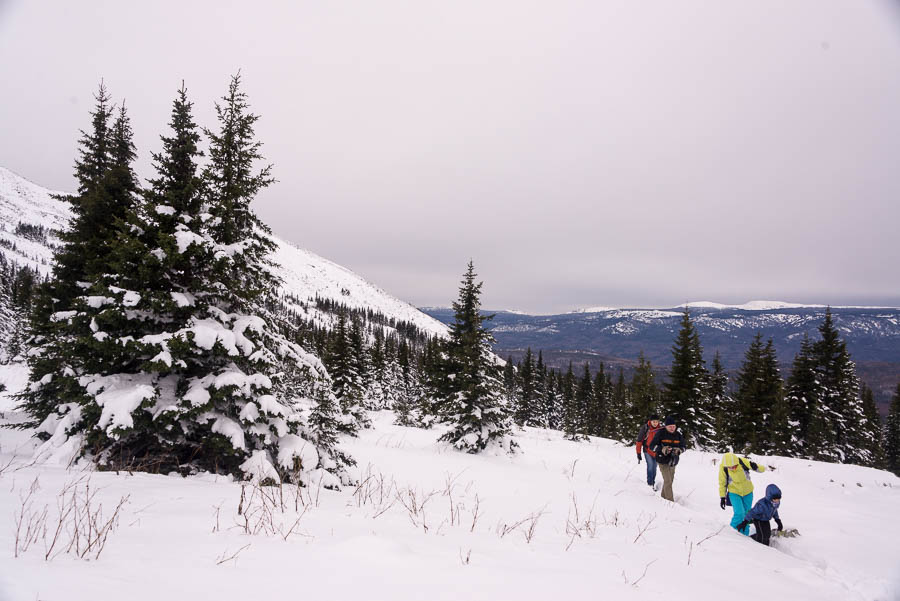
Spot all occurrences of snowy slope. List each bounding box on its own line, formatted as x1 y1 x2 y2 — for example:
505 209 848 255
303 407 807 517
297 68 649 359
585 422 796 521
0 166 447 338
271 239 446 337
0 364 897 601
0 167 69 276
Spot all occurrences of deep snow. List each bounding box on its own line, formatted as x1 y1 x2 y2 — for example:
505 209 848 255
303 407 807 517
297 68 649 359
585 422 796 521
1 364 897 601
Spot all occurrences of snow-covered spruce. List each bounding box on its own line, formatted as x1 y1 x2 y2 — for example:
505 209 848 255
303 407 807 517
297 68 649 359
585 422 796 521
437 262 516 454
324 310 370 434
23 78 351 487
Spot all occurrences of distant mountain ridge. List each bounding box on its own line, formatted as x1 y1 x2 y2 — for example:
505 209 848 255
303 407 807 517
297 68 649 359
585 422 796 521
422 304 900 412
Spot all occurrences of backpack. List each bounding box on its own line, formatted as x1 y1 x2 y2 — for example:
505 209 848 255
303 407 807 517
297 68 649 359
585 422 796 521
722 457 752 505
644 425 661 456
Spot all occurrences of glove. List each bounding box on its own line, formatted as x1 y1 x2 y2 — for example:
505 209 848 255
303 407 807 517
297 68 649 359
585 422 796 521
720 497 727 510
737 520 748 531
749 460 759 470
775 518 784 531
637 454 642 463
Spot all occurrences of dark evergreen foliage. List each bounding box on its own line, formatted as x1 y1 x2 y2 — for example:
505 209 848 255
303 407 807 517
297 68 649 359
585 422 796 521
515 348 538 426
630 352 660 433
886 384 900 476
859 382 884 468
438 261 515 453
664 309 713 448
16 79 350 486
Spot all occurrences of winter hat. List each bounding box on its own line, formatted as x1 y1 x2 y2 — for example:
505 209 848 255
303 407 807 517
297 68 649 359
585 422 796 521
664 415 676 426
722 452 739 467
649 414 660 421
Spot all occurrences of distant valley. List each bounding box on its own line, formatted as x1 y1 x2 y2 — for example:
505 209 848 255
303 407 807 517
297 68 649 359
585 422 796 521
422 304 900 413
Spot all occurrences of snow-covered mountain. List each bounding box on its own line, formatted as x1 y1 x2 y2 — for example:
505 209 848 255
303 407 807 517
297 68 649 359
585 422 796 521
0 166 447 339
423 303 900 410
0 167 68 276
678 300 896 311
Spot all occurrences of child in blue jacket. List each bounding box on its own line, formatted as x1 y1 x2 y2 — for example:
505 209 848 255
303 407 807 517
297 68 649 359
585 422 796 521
738 483 783 546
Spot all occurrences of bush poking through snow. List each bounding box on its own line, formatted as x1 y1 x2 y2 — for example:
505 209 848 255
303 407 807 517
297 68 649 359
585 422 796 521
12 475 129 561
233 479 315 540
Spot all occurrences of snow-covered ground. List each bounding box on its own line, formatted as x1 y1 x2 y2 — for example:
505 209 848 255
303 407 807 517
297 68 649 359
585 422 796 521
1 363 897 601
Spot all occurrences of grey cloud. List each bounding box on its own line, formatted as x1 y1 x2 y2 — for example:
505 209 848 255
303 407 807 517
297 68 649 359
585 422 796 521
1 0 898 314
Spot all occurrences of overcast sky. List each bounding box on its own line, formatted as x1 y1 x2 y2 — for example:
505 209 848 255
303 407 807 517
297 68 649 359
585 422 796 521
1 1 899 313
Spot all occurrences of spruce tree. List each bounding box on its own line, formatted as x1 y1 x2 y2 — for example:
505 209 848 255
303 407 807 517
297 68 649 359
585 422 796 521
165 75 347 484
543 370 561 430
575 363 594 438
785 333 821 456
859 382 885 468
368 328 388 410
561 362 580 440
503 356 520 419
709 352 732 451
21 83 119 428
630 352 660 429
516 348 537 426
588 363 608 436
52 83 116 295
393 339 417 426
885 384 900 476
664 309 712 448
605 368 629 442
533 351 547 427
764 341 791 457
349 317 372 407
733 333 767 453
814 308 866 463
24 78 349 486
419 336 448 425
438 261 515 453
759 339 785 454
307 381 354 477
326 311 365 434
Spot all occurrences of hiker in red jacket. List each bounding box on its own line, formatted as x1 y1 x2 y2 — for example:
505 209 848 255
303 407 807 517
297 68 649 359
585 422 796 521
635 414 662 491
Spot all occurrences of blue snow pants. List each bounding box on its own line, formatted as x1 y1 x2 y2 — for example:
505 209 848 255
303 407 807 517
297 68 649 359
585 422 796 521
728 492 753 536
643 452 658 486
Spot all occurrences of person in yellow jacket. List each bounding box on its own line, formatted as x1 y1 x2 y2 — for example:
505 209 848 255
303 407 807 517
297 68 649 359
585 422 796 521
718 452 765 535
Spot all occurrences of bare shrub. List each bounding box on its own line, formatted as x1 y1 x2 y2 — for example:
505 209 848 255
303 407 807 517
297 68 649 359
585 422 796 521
350 464 397 518
469 494 482 533
12 476 129 561
687 525 726 566
395 485 439 533
565 492 601 550
623 559 657 587
216 543 251 566
632 513 657 544
496 506 547 543
233 480 312 541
